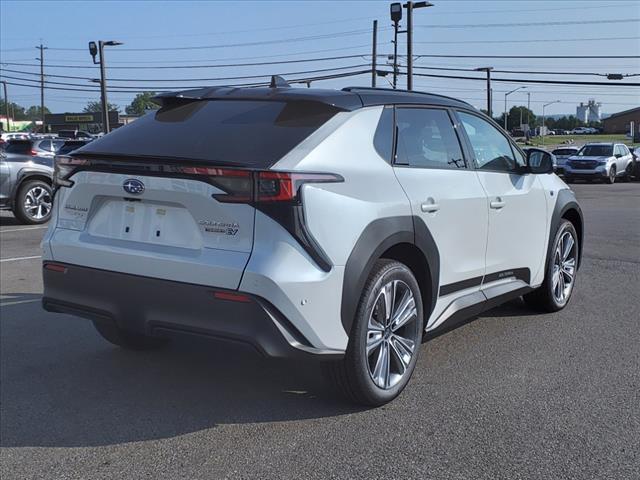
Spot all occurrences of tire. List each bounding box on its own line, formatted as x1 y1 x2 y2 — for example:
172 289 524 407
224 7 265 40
13 179 53 224
606 165 616 184
523 219 579 313
93 320 169 350
324 259 424 406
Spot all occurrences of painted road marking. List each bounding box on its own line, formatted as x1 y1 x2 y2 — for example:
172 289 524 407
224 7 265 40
0 255 42 263
0 226 48 233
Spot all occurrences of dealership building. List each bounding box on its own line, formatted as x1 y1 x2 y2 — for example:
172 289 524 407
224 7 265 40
602 106 640 136
43 111 137 133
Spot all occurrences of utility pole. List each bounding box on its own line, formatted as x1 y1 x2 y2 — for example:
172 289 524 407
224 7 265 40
475 67 493 117
372 20 378 87
36 43 48 133
89 40 122 134
0 81 9 132
527 92 531 126
406 1 413 91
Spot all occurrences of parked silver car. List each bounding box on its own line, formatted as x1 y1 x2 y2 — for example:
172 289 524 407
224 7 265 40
551 146 580 175
564 143 634 184
0 140 54 224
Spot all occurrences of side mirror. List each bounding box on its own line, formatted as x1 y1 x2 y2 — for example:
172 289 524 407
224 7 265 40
614 153 622 158
526 148 554 174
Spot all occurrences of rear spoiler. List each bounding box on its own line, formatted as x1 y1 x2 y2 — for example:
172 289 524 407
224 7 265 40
153 79 363 111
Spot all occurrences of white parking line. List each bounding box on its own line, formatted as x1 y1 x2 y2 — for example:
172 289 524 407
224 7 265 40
0 226 48 233
0 255 42 263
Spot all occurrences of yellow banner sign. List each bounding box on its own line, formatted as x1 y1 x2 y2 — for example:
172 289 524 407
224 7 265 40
64 115 94 122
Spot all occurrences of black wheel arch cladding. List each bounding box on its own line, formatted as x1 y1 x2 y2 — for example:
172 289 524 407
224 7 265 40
549 188 584 271
340 215 440 336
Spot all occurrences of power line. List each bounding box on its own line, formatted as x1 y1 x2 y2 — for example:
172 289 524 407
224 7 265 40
0 64 372 88
0 54 373 70
415 36 640 45
415 18 639 29
413 54 640 59
394 70 640 87
0 69 372 92
44 28 388 52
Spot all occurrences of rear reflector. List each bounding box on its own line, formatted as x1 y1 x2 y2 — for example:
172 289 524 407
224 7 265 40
213 291 252 303
44 263 68 273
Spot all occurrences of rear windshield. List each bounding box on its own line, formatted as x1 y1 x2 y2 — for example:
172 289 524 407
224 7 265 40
552 149 577 156
4 141 32 154
77 99 341 168
578 145 613 157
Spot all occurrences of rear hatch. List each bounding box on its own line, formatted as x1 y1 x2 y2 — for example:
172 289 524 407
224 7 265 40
48 98 341 289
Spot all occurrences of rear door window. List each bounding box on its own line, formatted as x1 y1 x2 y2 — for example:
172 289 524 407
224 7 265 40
78 100 341 168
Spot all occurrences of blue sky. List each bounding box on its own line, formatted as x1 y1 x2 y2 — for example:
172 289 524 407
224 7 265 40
1 0 638 116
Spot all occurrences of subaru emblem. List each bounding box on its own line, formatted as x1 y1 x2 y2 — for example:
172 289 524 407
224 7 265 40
123 179 145 195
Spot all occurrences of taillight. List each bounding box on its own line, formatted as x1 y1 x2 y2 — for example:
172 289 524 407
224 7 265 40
256 172 342 203
30 149 37 156
53 155 90 189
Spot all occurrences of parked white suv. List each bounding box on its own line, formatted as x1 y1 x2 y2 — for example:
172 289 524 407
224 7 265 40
42 85 583 405
564 142 634 184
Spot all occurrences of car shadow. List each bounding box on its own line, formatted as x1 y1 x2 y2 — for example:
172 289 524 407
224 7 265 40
0 294 363 448
0 213 22 226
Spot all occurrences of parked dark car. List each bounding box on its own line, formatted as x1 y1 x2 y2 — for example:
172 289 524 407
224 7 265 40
57 139 92 155
0 140 53 224
57 130 94 140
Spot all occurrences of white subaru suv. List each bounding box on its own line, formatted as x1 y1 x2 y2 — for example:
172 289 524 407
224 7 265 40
42 85 583 405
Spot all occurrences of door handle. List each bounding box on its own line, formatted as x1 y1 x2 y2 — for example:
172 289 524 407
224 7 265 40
490 197 506 209
421 198 440 213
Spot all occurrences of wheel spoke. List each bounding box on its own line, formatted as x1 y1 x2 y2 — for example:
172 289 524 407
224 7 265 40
366 331 384 356
562 234 575 261
381 281 396 326
372 342 390 389
389 337 410 374
391 301 417 332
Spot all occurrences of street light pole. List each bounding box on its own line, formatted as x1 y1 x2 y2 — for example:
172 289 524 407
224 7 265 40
403 1 433 91
542 100 560 146
390 3 402 89
504 86 526 131
89 40 122 134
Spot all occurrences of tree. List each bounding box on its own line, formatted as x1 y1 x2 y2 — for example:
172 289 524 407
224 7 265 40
496 106 536 131
25 105 51 120
125 91 159 115
0 99 27 121
83 100 121 113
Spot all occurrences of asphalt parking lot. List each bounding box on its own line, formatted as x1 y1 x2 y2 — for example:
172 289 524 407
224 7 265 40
1 182 638 480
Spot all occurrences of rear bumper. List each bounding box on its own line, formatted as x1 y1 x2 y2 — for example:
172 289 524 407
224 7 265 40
42 262 343 360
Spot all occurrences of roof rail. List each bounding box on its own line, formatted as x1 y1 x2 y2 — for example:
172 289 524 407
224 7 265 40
341 86 472 107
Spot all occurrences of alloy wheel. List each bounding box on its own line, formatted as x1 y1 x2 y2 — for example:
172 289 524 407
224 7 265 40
366 280 419 390
552 230 577 304
23 185 52 220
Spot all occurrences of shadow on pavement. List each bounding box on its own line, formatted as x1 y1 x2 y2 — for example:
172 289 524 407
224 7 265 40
0 214 23 227
0 294 362 448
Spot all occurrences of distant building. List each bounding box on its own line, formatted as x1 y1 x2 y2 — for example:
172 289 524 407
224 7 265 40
576 100 602 123
602 106 640 137
43 111 131 134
